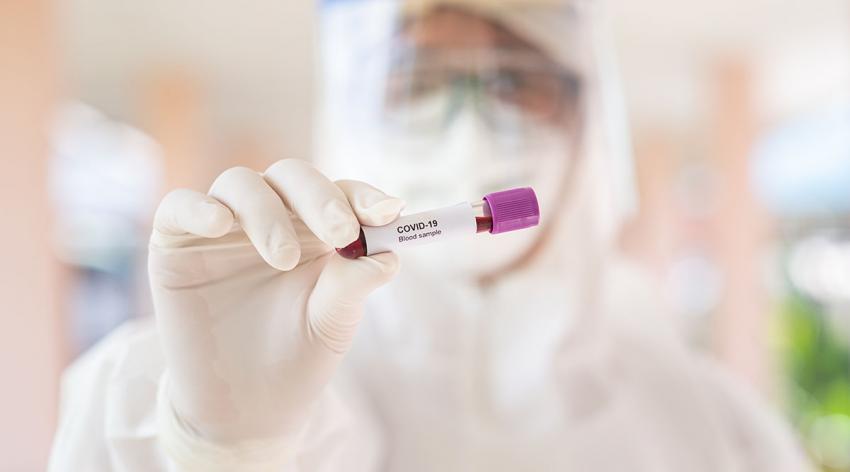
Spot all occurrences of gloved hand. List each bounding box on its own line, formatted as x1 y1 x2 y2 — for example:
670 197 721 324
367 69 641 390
148 159 405 470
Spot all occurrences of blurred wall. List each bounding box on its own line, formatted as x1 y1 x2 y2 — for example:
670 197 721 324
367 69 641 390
61 0 317 175
611 0 850 396
0 1 64 470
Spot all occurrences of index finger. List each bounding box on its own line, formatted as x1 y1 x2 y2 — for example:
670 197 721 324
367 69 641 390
153 189 234 238
263 159 360 248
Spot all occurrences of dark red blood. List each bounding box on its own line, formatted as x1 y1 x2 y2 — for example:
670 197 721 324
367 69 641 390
475 216 493 233
335 228 368 259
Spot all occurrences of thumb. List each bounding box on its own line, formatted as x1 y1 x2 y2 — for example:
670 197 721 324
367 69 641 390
307 252 400 353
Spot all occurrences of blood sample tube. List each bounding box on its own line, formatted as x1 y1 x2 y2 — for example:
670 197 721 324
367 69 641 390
336 187 540 259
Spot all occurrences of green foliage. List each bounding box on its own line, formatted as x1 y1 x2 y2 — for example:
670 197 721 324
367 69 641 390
778 294 850 470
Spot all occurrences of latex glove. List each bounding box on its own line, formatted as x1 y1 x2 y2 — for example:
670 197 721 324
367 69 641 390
149 159 405 470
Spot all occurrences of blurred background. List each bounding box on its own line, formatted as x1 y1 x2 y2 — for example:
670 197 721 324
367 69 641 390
1 0 849 470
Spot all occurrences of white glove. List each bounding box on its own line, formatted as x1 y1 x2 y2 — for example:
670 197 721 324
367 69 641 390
148 159 405 471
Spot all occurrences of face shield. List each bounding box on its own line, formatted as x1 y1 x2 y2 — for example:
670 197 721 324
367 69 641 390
317 0 635 276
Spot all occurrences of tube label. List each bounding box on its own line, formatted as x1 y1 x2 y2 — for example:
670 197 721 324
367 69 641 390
363 202 476 255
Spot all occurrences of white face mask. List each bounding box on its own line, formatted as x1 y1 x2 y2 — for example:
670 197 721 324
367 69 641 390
358 104 573 276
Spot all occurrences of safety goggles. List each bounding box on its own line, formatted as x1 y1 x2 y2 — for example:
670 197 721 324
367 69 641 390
381 47 583 137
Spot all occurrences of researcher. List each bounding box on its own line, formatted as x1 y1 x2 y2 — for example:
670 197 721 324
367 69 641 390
49 0 814 470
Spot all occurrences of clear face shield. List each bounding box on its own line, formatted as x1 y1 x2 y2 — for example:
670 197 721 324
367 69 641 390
381 39 583 198
318 1 598 275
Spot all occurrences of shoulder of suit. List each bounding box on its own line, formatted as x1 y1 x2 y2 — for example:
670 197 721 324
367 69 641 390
63 317 164 390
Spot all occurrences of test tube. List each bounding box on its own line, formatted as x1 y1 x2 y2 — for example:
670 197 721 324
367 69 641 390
336 187 540 259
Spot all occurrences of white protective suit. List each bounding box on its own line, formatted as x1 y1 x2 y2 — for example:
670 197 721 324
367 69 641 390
49 0 814 471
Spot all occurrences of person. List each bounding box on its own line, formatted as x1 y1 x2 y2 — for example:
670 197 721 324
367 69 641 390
49 0 814 470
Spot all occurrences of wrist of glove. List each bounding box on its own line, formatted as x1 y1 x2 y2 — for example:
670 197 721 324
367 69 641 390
157 373 302 472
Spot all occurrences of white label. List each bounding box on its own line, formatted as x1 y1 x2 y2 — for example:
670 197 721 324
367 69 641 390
363 202 477 255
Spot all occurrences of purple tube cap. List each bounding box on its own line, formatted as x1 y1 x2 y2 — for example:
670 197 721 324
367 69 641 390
483 187 540 234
